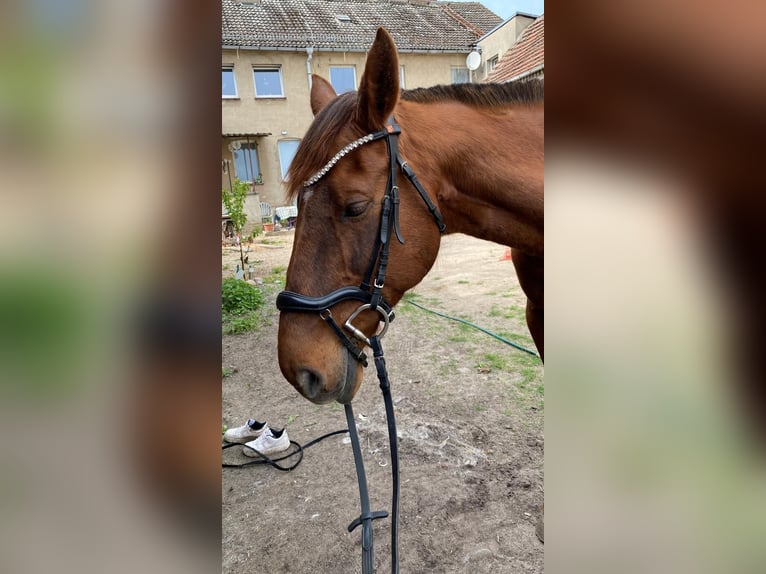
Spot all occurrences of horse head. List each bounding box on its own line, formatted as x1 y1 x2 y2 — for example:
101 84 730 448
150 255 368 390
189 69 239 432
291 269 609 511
277 28 442 404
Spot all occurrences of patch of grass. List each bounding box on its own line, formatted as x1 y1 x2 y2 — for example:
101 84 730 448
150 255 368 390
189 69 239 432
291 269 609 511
477 352 510 371
437 357 459 376
488 304 526 321
448 333 470 342
287 414 297 425
222 367 233 378
475 403 487 412
457 279 470 285
266 266 287 288
402 291 442 307
505 351 544 411
222 424 227 436
496 330 533 343
521 367 537 385
448 322 482 343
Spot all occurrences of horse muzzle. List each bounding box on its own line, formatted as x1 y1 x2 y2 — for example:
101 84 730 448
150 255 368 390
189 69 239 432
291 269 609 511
292 346 361 404
277 288 395 403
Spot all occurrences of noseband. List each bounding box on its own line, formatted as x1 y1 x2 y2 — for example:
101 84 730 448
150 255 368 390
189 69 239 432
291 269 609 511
276 119 445 574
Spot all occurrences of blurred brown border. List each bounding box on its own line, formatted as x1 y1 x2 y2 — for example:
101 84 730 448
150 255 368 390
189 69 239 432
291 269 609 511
547 1 766 438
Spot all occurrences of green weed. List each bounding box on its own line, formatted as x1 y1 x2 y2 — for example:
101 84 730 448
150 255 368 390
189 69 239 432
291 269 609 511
222 277 263 315
224 314 257 334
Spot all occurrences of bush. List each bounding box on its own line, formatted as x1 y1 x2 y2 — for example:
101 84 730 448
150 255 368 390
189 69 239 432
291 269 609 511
222 278 263 315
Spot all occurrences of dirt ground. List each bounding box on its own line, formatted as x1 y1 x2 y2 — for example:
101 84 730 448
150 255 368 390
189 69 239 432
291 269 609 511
222 231 544 573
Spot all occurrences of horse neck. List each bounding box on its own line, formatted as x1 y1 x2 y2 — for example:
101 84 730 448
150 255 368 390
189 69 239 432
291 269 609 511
397 100 544 255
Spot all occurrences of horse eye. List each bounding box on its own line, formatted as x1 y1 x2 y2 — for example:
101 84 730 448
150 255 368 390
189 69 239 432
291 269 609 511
343 201 370 218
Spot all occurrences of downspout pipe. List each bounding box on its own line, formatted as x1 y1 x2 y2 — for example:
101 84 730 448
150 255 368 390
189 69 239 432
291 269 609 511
306 46 314 89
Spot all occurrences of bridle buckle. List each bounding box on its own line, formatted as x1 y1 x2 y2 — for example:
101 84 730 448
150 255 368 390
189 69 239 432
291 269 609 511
344 303 392 346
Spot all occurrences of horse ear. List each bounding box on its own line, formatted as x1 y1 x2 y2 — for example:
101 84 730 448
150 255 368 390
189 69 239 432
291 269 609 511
356 28 400 130
310 75 337 116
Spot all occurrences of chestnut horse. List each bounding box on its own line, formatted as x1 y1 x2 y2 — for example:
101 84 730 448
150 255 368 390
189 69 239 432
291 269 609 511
277 28 543 405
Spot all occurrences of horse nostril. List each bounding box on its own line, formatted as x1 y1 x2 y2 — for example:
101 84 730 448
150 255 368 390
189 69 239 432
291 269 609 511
296 369 324 399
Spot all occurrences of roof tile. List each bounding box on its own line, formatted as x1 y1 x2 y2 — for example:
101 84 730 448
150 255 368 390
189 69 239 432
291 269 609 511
486 14 544 83
222 0 502 52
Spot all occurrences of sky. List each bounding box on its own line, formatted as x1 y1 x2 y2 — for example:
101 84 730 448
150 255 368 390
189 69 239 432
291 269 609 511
449 0 544 20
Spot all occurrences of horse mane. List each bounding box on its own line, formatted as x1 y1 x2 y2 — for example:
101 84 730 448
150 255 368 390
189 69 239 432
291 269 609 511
401 79 543 107
285 80 544 202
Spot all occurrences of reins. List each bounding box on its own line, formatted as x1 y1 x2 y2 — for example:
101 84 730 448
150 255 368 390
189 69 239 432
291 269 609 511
276 118 445 574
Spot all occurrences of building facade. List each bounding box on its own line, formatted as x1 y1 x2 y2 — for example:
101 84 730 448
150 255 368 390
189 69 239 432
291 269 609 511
221 0 502 230
473 12 537 82
485 14 544 84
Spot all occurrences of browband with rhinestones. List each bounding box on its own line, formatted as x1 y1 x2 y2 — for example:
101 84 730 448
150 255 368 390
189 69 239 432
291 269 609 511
303 130 390 188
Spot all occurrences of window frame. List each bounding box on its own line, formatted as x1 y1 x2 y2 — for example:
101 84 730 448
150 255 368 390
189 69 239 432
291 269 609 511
329 65 357 94
232 141 262 185
451 66 471 84
486 55 499 75
222 65 238 99
277 139 301 181
253 66 285 99
399 65 406 89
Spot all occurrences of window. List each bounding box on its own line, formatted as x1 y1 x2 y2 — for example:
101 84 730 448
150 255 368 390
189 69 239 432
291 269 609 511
399 65 406 89
487 56 499 75
451 67 470 84
329 66 356 94
253 67 284 98
277 139 301 180
222 66 237 98
232 142 261 183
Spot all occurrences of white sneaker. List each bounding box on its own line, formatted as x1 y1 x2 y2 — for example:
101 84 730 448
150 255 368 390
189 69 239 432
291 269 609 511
243 428 291 457
223 418 267 444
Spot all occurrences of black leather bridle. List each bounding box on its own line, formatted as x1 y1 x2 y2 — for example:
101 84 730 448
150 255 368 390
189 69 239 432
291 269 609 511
276 119 445 574
276 121 445 367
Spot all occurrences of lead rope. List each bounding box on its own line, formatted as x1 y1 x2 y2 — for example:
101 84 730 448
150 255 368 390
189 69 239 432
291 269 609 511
345 334 400 574
285 117 446 573
371 335 400 574
345 402 388 574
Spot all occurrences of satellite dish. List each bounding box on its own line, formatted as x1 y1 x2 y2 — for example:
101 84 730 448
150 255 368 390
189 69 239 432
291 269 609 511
466 50 481 71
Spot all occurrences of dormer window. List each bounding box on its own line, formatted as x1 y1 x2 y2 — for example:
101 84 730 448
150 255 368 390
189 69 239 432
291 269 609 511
335 14 352 23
